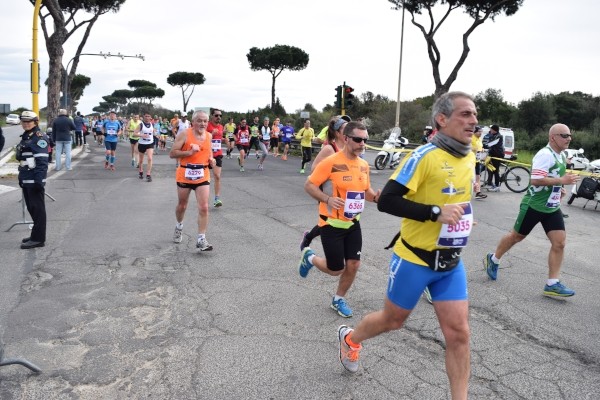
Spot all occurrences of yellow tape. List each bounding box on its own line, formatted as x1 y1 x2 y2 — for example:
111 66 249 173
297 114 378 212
487 156 600 178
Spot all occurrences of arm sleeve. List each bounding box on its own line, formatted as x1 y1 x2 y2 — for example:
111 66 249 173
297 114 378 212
377 179 431 222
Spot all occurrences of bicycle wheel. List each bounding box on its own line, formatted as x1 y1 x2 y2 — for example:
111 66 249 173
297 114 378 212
504 166 530 193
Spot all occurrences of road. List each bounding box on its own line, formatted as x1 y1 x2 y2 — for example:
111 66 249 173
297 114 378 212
0 141 599 399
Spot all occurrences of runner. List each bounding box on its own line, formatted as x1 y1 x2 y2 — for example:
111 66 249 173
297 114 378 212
270 117 282 157
234 118 251 172
128 114 141 167
257 116 271 170
94 115 104 146
298 121 380 318
300 116 350 250
295 119 314 174
207 108 224 207
280 119 295 161
159 117 169 152
134 113 156 182
169 110 216 251
224 117 236 159
248 116 261 159
102 111 122 171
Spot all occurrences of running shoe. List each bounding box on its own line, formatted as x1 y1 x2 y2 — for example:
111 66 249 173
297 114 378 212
196 237 213 251
240 166 245 172
139 171 143 179
173 226 183 243
298 247 314 278
258 164 263 170
146 175 152 182
331 297 353 318
337 325 361 373
214 199 223 208
256 153 260 159
299 169 305 174
475 192 488 200
484 253 499 280
300 230 310 251
487 185 500 192
423 287 433 304
543 281 575 297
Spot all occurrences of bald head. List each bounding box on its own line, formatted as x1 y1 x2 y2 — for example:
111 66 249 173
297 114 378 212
549 123 569 139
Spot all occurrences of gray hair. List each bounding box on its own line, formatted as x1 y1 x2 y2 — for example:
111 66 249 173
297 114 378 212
191 110 208 121
58 108 68 115
431 91 474 130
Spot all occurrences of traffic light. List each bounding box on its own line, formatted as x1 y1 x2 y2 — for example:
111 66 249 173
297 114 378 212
335 85 343 111
343 84 355 109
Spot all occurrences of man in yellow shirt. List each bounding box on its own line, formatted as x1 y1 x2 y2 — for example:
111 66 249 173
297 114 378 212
472 126 487 200
295 119 314 174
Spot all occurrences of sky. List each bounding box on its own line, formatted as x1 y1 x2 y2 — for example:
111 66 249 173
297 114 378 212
2 0 600 116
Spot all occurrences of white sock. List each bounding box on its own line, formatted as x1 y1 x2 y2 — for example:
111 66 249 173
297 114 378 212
491 254 500 264
198 233 205 241
333 295 343 302
307 254 315 264
547 279 559 286
176 222 183 230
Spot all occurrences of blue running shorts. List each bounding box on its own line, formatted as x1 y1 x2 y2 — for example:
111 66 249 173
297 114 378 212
386 253 468 310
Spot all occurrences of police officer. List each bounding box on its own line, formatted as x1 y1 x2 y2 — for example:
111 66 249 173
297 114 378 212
16 110 49 249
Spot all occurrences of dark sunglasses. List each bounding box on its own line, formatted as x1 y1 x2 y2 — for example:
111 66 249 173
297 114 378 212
556 133 572 139
214 114 222 117
347 135 368 143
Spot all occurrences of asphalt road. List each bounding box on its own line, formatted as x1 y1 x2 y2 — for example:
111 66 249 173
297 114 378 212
0 141 599 399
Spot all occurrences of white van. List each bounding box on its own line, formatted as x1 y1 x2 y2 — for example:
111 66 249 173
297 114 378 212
481 126 515 159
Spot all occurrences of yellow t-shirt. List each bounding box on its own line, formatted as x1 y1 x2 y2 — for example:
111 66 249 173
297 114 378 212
308 151 371 228
128 119 140 140
389 144 475 265
295 128 314 147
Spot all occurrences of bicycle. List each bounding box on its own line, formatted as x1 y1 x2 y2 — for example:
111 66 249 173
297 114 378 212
481 158 531 193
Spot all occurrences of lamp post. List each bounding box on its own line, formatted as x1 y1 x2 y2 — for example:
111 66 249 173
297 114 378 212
394 0 406 129
63 52 145 111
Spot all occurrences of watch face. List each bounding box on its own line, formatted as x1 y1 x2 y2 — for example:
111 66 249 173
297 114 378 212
433 206 441 214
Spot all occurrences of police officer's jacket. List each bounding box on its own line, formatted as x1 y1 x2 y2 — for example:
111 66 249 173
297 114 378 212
17 126 49 186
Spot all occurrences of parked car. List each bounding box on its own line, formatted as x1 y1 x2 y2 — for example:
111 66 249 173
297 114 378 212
561 148 589 170
5 114 20 125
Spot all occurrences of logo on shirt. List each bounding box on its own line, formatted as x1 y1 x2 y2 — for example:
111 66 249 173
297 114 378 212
343 176 352 181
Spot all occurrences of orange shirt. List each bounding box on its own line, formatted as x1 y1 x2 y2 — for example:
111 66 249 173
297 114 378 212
175 128 212 185
308 151 371 227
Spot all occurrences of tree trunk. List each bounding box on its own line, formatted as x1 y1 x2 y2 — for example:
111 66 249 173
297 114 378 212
271 73 276 109
45 29 67 126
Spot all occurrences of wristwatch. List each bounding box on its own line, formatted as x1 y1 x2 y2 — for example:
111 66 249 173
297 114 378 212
430 205 441 222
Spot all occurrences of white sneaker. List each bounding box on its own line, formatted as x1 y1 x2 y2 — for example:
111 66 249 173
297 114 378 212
173 227 183 243
196 237 213 251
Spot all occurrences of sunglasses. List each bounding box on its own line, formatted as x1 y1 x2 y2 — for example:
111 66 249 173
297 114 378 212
347 135 368 144
214 114 222 117
556 133 572 139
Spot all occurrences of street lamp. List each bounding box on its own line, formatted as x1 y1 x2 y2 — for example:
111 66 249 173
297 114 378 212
394 0 406 129
63 52 145 111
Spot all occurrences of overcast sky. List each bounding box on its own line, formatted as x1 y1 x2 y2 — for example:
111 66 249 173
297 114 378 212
2 0 600 115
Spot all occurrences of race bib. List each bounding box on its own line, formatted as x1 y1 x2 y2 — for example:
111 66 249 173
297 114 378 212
184 164 204 180
546 186 562 208
437 202 473 248
107 129 116 136
212 139 222 152
344 191 365 219
240 137 249 144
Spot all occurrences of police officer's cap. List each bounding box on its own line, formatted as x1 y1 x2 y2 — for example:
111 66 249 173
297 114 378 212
20 110 38 122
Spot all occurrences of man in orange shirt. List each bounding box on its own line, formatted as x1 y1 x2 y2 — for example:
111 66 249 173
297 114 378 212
298 121 380 318
169 110 216 251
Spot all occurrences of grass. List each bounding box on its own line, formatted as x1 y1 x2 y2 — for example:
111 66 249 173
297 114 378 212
515 150 534 166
